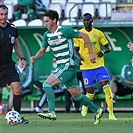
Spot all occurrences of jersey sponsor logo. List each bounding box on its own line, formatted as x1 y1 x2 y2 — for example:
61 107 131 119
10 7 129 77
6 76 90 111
53 39 60 43
103 75 109 78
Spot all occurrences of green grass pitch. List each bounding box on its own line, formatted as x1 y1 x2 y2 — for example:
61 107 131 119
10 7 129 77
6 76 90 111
0 112 133 133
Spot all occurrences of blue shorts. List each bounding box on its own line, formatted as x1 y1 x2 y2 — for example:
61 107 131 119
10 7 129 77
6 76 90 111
82 66 110 87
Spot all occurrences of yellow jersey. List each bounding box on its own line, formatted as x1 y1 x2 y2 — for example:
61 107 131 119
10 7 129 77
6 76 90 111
74 27 108 70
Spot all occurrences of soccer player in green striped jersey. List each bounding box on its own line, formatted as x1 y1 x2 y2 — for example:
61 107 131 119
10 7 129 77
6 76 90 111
30 9 104 124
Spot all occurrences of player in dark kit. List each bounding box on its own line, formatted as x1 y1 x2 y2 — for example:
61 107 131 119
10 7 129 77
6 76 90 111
0 4 28 124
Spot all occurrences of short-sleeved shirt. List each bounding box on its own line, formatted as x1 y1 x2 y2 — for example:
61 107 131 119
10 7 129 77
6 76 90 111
42 26 80 89
0 22 19 86
0 22 18 65
42 26 80 68
74 27 108 70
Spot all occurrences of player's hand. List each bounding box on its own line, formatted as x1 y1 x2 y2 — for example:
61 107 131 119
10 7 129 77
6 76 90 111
90 53 96 63
97 51 104 58
127 42 133 52
30 56 37 63
78 57 84 65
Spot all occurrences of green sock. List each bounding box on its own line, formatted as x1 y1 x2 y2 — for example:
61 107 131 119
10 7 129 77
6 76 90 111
43 82 55 112
73 94 98 113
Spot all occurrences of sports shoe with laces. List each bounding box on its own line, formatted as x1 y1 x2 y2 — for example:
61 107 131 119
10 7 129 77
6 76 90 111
81 105 88 117
38 112 56 121
94 108 104 124
19 117 29 124
109 114 117 120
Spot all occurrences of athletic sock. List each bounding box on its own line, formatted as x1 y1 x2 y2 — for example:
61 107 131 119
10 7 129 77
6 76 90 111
13 94 22 113
86 93 94 100
73 94 98 113
43 82 55 112
103 84 114 115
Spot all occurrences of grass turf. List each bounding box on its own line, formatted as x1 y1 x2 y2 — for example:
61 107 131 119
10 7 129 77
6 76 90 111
0 112 133 133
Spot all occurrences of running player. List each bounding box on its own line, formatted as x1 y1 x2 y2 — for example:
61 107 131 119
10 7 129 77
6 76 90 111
30 9 104 124
74 13 116 120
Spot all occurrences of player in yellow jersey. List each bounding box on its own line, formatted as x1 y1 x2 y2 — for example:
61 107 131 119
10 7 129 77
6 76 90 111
74 13 117 120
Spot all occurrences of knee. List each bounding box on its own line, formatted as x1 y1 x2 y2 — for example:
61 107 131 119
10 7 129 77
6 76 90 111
10 83 21 95
101 81 109 87
68 88 81 98
42 82 52 90
13 87 21 95
86 87 95 94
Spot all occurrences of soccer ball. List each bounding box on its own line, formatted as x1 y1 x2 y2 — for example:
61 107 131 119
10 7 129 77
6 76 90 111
5 111 21 126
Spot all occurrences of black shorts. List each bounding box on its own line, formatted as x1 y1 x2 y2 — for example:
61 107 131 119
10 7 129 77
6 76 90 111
0 62 19 86
114 81 133 96
0 78 6 87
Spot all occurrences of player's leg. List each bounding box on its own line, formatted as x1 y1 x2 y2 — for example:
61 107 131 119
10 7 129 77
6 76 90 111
68 86 104 124
10 82 29 124
98 67 117 120
65 69 104 124
81 69 96 116
10 82 22 113
38 85 65 120
38 74 60 121
102 84 116 120
0 78 7 104
6 64 29 124
6 86 14 111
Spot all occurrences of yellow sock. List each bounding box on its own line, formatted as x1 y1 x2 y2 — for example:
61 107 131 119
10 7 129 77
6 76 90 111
86 93 94 100
103 84 114 115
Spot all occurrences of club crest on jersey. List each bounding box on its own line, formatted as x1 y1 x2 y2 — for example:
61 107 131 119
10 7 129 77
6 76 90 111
58 35 61 39
11 36 15 44
93 34 97 38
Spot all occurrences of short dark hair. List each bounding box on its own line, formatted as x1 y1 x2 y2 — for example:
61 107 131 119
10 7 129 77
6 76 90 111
82 13 92 19
0 4 8 10
44 9 59 23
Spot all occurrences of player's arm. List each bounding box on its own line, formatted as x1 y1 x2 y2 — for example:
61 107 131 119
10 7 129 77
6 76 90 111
14 39 25 59
78 32 96 63
14 39 26 70
97 44 111 58
75 46 83 65
30 47 46 63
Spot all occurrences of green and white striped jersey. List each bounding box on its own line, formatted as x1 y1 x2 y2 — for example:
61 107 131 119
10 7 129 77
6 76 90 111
42 26 80 67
